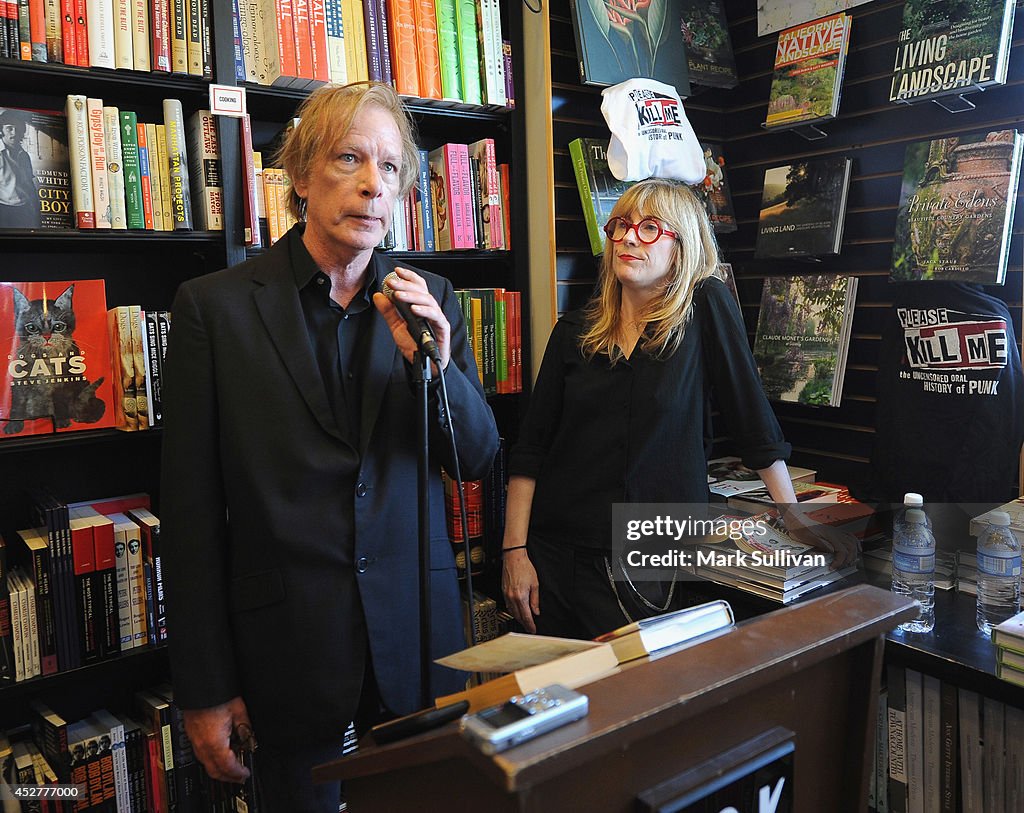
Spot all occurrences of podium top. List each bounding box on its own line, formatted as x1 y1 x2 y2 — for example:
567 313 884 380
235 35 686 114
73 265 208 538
314 584 916 794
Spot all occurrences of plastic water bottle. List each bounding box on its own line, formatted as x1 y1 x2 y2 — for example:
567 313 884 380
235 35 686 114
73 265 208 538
893 492 930 536
976 511 1021 635
891 508 936 633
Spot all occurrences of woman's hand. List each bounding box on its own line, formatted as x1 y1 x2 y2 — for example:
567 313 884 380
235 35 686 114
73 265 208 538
780 507 861 570
502 549 540 633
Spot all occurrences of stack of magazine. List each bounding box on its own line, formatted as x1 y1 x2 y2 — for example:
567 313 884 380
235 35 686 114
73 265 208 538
694 511 858 603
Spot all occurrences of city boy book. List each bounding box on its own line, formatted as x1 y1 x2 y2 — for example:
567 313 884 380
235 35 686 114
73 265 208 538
0 280 116 438
0 107 74 230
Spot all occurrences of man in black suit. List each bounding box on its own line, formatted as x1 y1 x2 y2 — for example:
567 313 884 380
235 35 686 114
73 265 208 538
160 82 499 812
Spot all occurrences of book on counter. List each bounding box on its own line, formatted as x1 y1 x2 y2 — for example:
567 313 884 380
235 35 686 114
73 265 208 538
434 633 618 712
726 480 844 514
993 610 1024 653
707 456 816 498
752 274 858 407
753 157 851 258
889 0 1016 104
680 0 738 89
890 129 1023 285
594 599 734 663
764 13 852 130
968 496 1024 538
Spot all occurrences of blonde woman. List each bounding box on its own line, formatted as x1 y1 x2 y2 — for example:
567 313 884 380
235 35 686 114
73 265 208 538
502 179 852 638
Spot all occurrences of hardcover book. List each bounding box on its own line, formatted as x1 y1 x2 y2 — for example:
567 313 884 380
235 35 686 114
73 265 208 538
0 107 74 230
889 0 1015 104
0 280 116 438
568 136 636 256
765 13 851 130
711 263 741 310
753 156 851 258
753 274 858 407
694 142 737 234
680 0 738 89
890 129 1023 284
569 0 691 95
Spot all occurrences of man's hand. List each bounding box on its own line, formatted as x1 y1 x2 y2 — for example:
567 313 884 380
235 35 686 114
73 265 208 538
373 267 451 369
183 697 252 783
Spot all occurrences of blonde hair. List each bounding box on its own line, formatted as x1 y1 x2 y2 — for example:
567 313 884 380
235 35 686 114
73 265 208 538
276 81 420 221
579 179 720 364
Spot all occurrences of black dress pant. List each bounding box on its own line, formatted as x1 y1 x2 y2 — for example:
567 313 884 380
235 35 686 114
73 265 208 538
529 535 682 640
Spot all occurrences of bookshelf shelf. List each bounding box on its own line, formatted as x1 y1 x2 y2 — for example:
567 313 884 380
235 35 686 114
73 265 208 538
0 645 168 700
0 230 225 246
0 62 211 97
0 426 162 455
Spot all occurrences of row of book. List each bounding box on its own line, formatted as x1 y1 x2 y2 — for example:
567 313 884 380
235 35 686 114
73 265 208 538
5 689 295 812
993 610 1024 689
233 0 512 107
0 100 221 232
456 288 522 396
872 665 1024 812
109 305 171 431
0 0 214 75
0 492 165 684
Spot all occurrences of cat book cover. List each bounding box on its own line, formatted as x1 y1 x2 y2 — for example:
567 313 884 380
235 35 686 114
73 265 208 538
754 156 852 258
0 108 74 230
569 0 691 95
753 274 858 407
0 281 116 438
695 142 737 234
680 0 738 89
890 130 1023 284
765 13 852 129
889 0 1015 104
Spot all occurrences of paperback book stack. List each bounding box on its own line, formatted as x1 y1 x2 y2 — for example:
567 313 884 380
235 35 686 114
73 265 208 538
993 611 1024 688
764 13 852 131
706 456 816 498
752 274 858 407
693 510 858 603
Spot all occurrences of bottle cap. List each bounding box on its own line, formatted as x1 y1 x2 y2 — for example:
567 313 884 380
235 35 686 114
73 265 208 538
903 492 924 507
905 509 926 524
989 511 1012 527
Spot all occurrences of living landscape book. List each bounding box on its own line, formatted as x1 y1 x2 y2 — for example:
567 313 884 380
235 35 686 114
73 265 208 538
753 274 858 407
889 129 1023 285
680 0 738 89
753 157 851 258
568 0 692 94
695 142 737 234
0 280 116 438
765 13 852 130
0 108 74 230
568 136 636 256
889 0 1016 104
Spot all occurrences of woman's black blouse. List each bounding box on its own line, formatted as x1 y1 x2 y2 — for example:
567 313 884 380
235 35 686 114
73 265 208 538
507 277 790 551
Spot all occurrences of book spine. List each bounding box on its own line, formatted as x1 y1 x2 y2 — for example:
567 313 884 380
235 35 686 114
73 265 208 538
150 0 170 70
128 305 150 429
904 668 923 813
102 106 128 230
374 0 390 84
239 113 261 246
187 109 223 231
502 39 513 107
119 112 145 228
323 0 344 83
939 680 958 813
85 0 114 66
113 0 131 66
360 0 380 80
185 0 200 74
568 139 601 255
129 0 147 67
146 122 165 230
292 0 313 82
125 523 146 647
26 540 58 675
64 96 96 228
387 0 417 96
434 0 459 100
59 0 75 63
922 673 940 813
8 574 24 681
426 147 451 251
198 0 210 77
983 696 1005 813
453 0 479 104
168 0 186 71
269 0 294 80
228 0 244 80
28 0 45 59
86 98 112 229
307 0 327 81
112 525 132 650
454 142 474 248
482 0 504 105
43 0 61 60
162 98 193 230
417 151 434 251
346 0 368 81
23 570 41 677
467 154 482 248
887 663 907 813
72 0 88 65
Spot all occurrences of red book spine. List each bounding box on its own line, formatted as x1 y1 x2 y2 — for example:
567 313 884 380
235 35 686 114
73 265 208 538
136 123 155 230
239 114 261 247
274 0 297 80
307 0 328 82
292 0 312 80
413 0 440 99
59 0 75 62
73 0 88 65
150 0 170 70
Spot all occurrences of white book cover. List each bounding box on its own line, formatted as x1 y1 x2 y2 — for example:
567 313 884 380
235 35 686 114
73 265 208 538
324 0 347 85
6 572 24 682
90 710 129 810
186 109 223 230
478 0 502 105
114 0 133 68
86 0 117 68
131 0 150 69
17 569 41 678
102 107 127 230
162 98 194 230
65 95 95 228
86 99 112 228
109 514 146 647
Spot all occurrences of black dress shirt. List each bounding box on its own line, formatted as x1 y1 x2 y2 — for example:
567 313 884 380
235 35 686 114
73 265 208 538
508 277 790 551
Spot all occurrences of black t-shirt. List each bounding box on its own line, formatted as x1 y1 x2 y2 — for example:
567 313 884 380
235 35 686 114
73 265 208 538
871 282 1024 503
508 277 790 550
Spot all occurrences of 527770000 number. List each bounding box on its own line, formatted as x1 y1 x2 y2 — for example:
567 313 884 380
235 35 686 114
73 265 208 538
0 785 83 800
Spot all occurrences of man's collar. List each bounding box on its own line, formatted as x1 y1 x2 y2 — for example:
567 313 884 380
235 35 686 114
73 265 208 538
288 224 380 303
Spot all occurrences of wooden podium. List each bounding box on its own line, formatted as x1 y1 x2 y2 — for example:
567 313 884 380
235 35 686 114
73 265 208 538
315 584 916 812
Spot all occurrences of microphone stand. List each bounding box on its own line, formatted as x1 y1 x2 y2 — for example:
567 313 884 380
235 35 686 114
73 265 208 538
411 349 433 709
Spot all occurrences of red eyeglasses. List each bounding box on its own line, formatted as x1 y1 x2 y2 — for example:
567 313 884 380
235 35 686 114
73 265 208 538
603 217 678 244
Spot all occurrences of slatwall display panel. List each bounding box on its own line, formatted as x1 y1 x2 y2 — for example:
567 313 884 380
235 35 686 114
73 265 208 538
548 0 1023 489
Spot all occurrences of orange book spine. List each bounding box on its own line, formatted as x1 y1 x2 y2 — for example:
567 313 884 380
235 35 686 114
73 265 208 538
412 0 440 99
136 123 155 230
292 0 312 79
275 0 297 79
308 0 328 81
387 0 419 97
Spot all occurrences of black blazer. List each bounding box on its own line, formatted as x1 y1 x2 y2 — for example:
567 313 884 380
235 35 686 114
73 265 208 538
160 229 499 747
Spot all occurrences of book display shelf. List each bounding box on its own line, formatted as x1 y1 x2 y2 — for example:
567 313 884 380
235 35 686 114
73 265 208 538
0 0 531 748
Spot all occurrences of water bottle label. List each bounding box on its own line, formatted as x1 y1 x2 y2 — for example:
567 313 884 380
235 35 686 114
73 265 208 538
977 552 1022 577
892 550 935 574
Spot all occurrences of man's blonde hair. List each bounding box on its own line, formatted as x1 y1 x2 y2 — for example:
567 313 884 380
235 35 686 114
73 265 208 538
579 179 719 364
276 81 420 221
